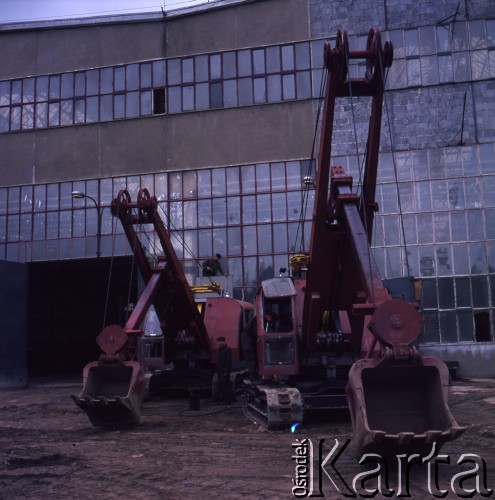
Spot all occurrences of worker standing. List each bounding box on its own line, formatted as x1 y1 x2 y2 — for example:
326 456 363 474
214 336 233 405
241 316 258 381
202 253 224 276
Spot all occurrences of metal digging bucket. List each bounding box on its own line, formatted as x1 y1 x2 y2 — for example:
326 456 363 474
346 300 466 458
347 353 466 459
71 360 146 427
72 325 147 427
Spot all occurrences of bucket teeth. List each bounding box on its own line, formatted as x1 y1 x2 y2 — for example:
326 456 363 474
425 430 443 442
397 432 414 445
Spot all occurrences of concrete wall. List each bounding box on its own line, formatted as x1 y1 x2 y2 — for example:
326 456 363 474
420 344 495 378
0 22 167 80
166 0 310 56
0 0 309 80
0 100 315 185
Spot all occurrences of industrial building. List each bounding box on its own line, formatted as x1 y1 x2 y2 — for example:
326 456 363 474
1 0 494 383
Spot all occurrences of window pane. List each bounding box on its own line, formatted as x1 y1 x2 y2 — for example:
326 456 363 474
257 194 271 222
212 169 226 196
210 82 222 108
48 102 60 126
126 64 139 91
256 163 270 192
167 59 181 85
419 26 436 55
258 224 272 253
196 83 209 110
182 58 194 83
60 100 73 125
452 21 468 51
222 51 236 79
100 68 113 94
296 71 311 99
227 226 241 254
195 55 208 82
114 67 126 92
241 165 255 193
126 91 139 117
438 55 453 82
35 102 47 128
36 76 48 102
266 46 281 73
223 80 237 107
74 73 85 97
272 192 286 221
197 170 211 197
22 104 34 129
273 223 288 252
253 49 265 74
405 29 419 57
140 90 152 116
198 199 212 226
114 94 125 119
242 196 256 223
100 95 113 121
267 74 282 102
281 45 295 71
226 167 240 195
167 86 181 113
212 198 226 225
243 225 257 254
86 70 99 95
282 74 295 99
141 63 152 88
10 81 20 105
227 197 240 224
238 78 253 105
295 42 310 70
0 81 10 106
254 78 266 103
23 78 35 103
152 60 166 87
210 54 221 80
238 51 252 78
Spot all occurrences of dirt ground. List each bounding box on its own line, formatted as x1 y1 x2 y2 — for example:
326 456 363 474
1 376 495 499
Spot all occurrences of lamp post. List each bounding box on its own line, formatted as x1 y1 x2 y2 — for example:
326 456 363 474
71 190 102 258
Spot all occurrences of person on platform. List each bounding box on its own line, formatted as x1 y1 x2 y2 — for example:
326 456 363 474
202 253 224 276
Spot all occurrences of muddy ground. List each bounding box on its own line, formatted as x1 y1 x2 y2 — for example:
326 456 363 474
1 377 495 499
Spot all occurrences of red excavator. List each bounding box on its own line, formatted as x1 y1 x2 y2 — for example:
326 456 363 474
242 28 465 457
72 188 252 427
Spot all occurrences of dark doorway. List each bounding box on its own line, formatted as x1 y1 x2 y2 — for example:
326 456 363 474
28 257 138 376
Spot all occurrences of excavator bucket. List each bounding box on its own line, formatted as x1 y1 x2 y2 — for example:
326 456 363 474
346 355 466 458
71 360 146 427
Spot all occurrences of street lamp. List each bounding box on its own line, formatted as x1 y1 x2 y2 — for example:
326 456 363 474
303 176 316 188
71 190 102 258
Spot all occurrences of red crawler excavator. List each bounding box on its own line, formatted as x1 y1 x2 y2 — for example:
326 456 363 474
72 188 252 427
242 28 465 457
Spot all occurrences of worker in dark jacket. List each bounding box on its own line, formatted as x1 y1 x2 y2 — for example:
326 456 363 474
202 253 224 276
241 316 258 380
214 336 233 404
